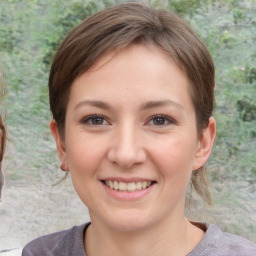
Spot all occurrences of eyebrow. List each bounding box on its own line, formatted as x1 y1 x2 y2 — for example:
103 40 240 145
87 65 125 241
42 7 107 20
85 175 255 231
74 100 112 110
74 99 184 111
141 100 184 110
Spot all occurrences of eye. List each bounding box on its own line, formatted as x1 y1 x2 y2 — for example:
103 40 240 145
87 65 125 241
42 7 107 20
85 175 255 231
82 115 110 126
147 115 174 126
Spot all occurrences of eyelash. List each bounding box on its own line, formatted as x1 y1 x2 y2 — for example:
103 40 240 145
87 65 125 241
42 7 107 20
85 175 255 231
146 115 175 126
81 114 175 127
81 115 110 126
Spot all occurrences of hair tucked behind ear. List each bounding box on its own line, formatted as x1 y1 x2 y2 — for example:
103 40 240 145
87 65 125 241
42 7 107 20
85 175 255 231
190 167 212 205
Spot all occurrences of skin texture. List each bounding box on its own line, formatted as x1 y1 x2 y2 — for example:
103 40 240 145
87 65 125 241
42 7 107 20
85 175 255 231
50 45 216 256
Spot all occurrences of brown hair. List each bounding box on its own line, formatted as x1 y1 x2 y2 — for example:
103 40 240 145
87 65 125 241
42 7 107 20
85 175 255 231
49 2 215 204
0 72 6 167
0 116 6 165
0 71 6 202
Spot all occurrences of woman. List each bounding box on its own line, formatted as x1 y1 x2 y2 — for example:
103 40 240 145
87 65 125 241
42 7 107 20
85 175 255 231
23 2 256 255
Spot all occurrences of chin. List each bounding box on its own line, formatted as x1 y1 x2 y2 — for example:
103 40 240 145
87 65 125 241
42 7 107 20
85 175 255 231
101 211 156 233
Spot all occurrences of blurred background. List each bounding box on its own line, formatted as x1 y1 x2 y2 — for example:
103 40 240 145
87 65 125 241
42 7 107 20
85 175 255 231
0 0 255 250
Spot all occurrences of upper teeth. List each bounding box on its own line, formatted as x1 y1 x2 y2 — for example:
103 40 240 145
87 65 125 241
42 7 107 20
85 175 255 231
105 181 151 192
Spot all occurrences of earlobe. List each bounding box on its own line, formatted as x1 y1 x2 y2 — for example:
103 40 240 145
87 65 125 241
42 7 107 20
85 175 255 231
193 117 216 170
49 119 69 171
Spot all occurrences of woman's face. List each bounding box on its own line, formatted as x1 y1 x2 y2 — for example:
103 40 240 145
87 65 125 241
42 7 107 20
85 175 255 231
51 44 215 231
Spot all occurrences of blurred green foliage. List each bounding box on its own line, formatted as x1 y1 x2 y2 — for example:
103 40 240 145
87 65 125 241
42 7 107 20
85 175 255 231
0 0 255 241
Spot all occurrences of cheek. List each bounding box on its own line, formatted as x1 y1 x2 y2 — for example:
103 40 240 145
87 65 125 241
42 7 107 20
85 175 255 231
66 135 108 175
65 136 108 205
151 136 197 177
149 137 196 208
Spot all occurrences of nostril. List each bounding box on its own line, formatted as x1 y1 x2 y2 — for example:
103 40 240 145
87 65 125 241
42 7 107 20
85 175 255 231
107 147 147 169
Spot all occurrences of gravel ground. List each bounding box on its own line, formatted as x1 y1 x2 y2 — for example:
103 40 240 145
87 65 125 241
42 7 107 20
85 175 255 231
0 175 89 255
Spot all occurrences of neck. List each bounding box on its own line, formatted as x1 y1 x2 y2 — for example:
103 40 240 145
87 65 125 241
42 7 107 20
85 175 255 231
84 215 204 256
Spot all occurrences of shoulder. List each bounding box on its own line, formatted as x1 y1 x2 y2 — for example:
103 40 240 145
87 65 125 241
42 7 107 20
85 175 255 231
22 223 89 256
219 228 256 252
189 223 256 256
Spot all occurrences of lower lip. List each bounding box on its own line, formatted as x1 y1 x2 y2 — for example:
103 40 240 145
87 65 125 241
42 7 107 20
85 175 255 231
101 182 155 201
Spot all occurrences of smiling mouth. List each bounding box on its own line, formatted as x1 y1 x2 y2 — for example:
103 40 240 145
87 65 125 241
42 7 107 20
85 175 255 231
102 180 155 192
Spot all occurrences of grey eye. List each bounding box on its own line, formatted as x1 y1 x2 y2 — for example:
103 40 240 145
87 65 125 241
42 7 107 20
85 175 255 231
152 117 167 125
91 117 105 125
82 115 109 126
147 115 174 126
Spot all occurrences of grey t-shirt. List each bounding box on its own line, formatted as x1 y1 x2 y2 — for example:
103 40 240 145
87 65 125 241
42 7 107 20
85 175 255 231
22 222 256 256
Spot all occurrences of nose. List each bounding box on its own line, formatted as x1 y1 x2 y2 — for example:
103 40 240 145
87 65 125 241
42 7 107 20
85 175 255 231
107 124 147 169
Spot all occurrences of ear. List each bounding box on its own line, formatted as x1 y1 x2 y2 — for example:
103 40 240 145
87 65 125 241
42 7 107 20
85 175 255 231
193 117 216 170
49 119 69 171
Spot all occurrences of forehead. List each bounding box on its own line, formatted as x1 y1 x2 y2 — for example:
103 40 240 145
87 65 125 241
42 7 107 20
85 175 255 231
74 44 185 84
68 44 194 113
75 44 189 91
88 44 177 73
